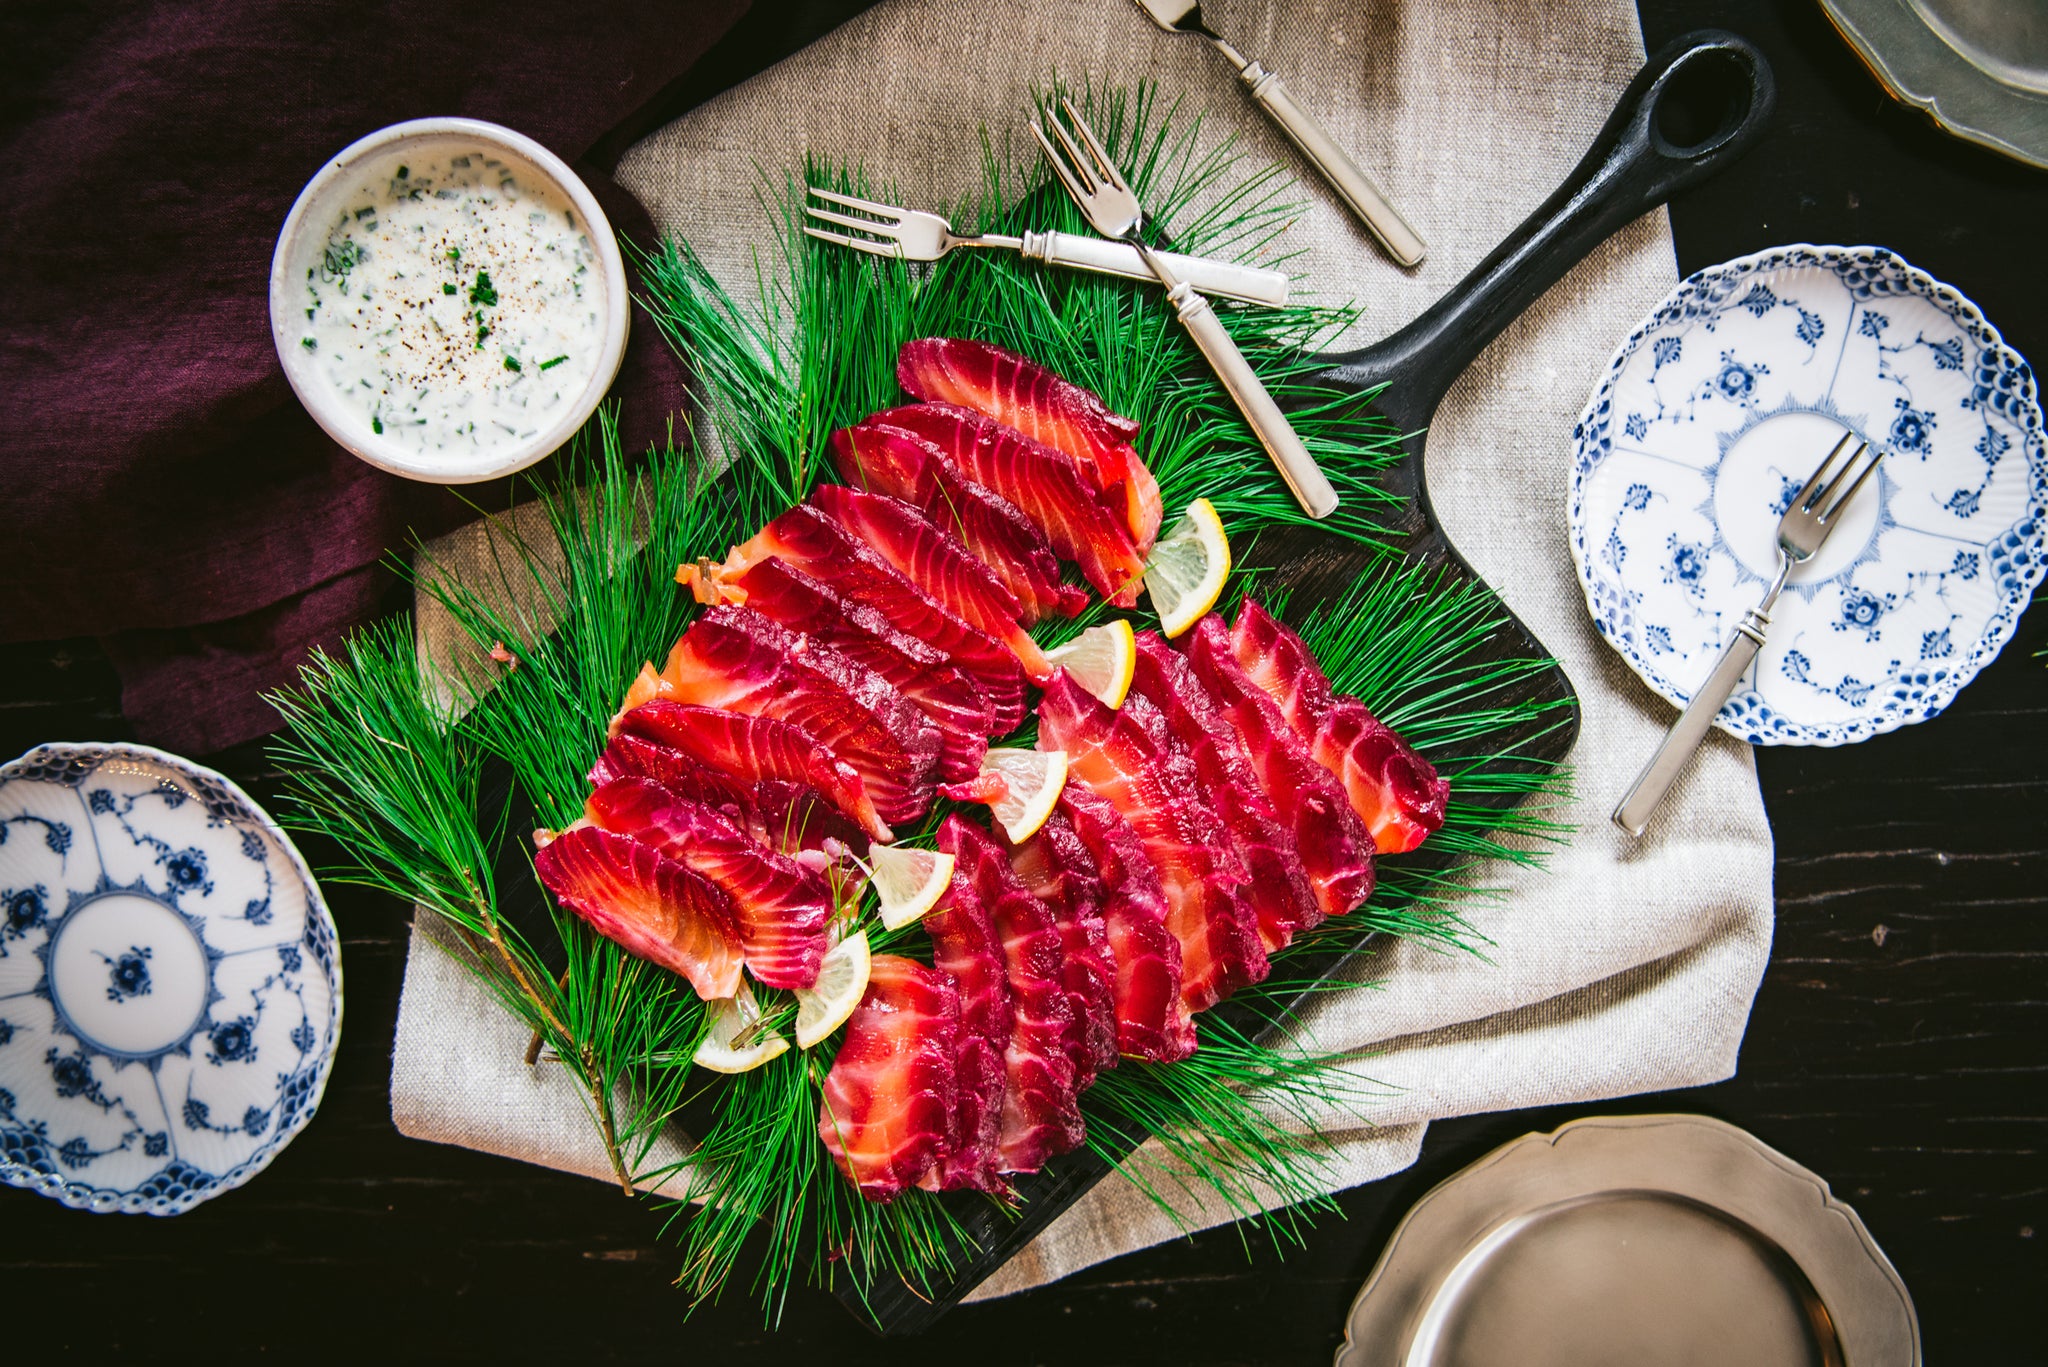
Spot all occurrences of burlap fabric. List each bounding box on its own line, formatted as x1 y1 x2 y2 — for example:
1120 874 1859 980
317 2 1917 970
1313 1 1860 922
390 0 1775 1300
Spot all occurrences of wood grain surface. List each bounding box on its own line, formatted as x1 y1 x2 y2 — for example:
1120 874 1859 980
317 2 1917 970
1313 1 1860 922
4 0 2043 1359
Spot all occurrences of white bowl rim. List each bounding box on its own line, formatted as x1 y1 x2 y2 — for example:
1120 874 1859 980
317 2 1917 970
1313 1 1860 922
268 116 630 485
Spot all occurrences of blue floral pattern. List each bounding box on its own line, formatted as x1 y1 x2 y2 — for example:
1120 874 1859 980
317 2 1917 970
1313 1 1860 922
1570 245 2047 746
0 743 341 1217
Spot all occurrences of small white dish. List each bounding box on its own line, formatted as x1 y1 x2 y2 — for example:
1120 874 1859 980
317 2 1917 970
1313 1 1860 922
1570 244 2046 746
0 743 342 1215
269 117 629 484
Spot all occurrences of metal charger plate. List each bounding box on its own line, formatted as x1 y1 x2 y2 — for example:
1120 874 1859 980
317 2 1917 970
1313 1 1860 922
1822 0 2048 170
1335 1114 1920 1367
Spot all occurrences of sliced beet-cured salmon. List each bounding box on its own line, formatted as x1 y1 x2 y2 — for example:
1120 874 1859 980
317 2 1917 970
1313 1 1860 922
649 605 941 826
1057 786 1195 1062
806 484 1052 683
918 841 1013 1192
1131 632 1322 955
687 504 1026 732
582 777 832 990
612 700 891 843
1007 810 1118 1085
533 824 744 1001
1037 672 1267 1014
588 732 865 857
1312 699 1450 855
819 953 960 1202
1184 616 1375 917
897 338 1163 553
868 402 1146 608
1227 599 1448 855
831 423 1088 624
727 556 991 783
940 816 1083 1174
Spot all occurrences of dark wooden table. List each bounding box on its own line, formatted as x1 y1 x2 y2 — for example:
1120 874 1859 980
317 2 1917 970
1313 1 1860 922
6 0 2043 1359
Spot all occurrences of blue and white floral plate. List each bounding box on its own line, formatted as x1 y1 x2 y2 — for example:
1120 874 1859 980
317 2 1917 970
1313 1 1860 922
1570 244 2046 745
0 743 341 1214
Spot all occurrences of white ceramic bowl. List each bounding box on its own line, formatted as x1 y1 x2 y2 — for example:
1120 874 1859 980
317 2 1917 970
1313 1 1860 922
268 117 630 484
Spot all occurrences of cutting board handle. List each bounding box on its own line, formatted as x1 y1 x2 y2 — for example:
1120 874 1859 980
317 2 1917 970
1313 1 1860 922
1313 30 1774 428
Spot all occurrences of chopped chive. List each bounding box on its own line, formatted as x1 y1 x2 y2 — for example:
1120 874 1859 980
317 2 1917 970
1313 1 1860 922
539 355 568 371
503 356 521 372
476 324 490 346
301 337 316 350
442 282 456 295
372 416 383 434
447 247 460 261
395 165 408 179
468 270 498 307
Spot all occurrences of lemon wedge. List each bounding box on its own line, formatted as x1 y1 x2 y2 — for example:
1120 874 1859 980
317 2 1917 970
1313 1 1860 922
1045 620 1137 709
1144 497 1231 639
795 928 872 1049
980 747 1069 844
692 982 790 1074
870 844 955 931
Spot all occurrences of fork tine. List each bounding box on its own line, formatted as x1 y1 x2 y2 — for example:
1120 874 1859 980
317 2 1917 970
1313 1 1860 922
1820 444 1882 521
805 186 904 219
1043 110 1102 194
1059 97 1125 190
1031 118 1095 207
1793 431 1859 511
801 225 902 259
804 204 899 235
1810 437 1873 513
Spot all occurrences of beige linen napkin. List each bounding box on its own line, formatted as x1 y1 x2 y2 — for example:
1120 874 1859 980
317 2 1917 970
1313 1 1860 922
390 0 1775 1299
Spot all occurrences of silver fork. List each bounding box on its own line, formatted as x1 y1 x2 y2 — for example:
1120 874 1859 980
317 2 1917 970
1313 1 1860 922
1032 98 1339 520
1614 432 1884 836
802 188 1290 308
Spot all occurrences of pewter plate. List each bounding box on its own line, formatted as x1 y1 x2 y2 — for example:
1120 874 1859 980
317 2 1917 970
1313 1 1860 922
1822 0 2048 169
1334 1114 1919 1367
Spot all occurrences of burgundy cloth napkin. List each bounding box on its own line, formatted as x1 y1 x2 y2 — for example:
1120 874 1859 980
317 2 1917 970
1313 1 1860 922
0 0 754 755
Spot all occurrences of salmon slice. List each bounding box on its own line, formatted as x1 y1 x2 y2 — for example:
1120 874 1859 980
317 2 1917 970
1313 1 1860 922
587 732 865 857
869 402 1146 607
533 825 743 1000
832 422 1088 623
690 503 1026 732
1184 616 1375 917
612 700 891 842
1007 810 1118 1085
1037 671 1267 1014
1058 786 1195 1062
728 556 991 782
581 777 832 990
819 954 960 1202
1228 599 1449 854
1312 699 1451 855
1131 632 1322 955
897 337 1163 553
918 837 1013 1193
807 484 1051 682
942 816 1083 1174
647 605 941 826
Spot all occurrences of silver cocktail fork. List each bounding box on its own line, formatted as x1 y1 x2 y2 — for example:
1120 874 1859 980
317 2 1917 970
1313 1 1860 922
1032 97 1339 520
801 187 1291 308
1614 432 1884 836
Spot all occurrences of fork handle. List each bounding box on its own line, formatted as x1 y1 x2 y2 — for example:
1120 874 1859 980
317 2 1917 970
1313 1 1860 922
1142 251 1339 519
1021 232 1290 307
1612 607 1769 837
1235 62 1427 268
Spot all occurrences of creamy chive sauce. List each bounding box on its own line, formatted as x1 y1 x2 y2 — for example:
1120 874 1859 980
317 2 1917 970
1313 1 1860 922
297 150 602 457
